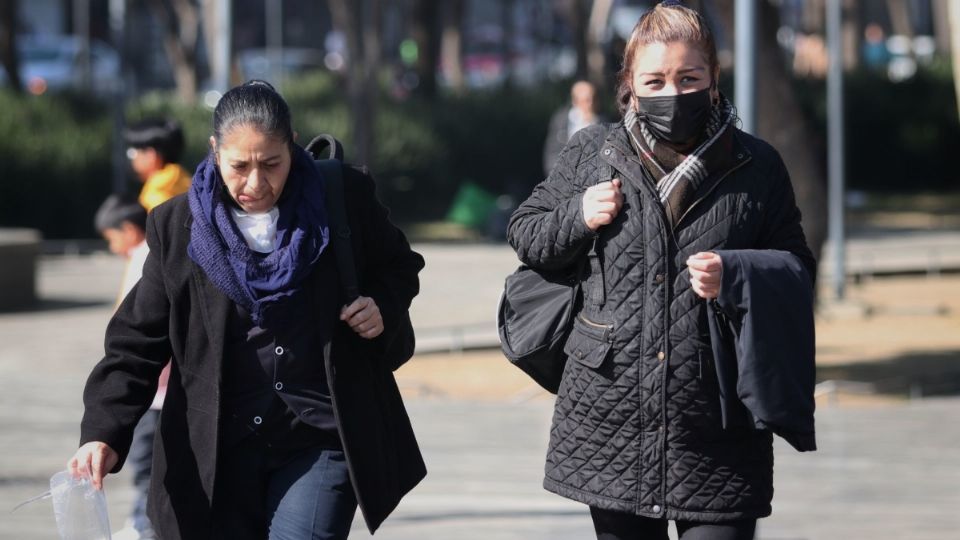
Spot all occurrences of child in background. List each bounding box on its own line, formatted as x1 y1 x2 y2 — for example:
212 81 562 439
95 194 149 298
94 194 166 540
124 118 191 212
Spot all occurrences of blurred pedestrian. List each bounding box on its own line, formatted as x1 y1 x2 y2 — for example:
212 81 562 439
94 194 162 540
508 2 817 539
543 80 603 176
95 194 148 276
862 23 891 70
124 118 191 212
68 80 425 539
120 116 191 540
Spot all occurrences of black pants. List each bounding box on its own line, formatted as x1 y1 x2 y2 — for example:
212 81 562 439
590 507 756 540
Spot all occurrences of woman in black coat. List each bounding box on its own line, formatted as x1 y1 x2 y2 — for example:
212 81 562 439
68 80 425 540
508 3 816 540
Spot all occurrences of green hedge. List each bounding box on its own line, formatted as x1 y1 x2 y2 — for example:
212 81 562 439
0 74 572 238
0 91 113 238
794 60 960 192
6 66 954 239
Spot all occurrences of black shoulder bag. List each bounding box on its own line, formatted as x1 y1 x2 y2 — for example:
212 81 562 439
497 158 614 393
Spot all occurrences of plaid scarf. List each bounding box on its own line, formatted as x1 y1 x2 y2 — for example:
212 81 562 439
624 94 736 229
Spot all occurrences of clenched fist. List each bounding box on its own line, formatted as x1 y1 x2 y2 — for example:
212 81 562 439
582 179 623 231
340 296 384 339
687 252 723 299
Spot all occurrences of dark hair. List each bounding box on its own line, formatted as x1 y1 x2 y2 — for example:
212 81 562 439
124 118 185 164
616 1 719 115
94 193 147 232
212 80 294 149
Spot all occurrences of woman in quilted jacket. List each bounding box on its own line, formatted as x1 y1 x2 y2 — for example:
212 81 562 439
508 2 817 539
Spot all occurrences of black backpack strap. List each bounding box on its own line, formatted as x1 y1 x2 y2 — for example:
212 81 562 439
315 158 361 305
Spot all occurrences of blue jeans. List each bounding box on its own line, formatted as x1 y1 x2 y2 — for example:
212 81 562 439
128 409 159 537
267 449 357 539
214 443 357 540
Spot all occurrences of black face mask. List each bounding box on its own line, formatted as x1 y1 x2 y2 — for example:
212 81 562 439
635 88 713 145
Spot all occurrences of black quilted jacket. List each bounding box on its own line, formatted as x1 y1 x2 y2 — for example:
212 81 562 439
508 122 816 522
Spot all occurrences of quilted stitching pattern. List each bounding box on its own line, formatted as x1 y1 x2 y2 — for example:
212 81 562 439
509 123 808 521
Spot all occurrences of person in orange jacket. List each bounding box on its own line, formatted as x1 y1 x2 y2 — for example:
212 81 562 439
124 118 191 212
113 118 189 539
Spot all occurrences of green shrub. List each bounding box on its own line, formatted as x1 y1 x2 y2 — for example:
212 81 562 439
0 73 637 238
793 62 960 191
0 90 113 238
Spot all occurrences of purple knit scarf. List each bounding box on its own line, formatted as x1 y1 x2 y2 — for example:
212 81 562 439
187 145 329 327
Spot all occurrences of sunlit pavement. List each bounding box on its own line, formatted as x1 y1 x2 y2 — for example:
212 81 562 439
2 244 959 539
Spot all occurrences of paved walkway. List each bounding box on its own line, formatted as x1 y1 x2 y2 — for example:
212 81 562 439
1 243 959 539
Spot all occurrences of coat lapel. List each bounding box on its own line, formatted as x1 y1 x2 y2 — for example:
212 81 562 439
183 213 230 371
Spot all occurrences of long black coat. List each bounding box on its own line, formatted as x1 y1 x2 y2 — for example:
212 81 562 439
80 167 425 539
508 123 816 522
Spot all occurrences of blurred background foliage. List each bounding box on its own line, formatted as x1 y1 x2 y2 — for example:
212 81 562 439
1 63 956 238
795 59 960 192
0 72 574 237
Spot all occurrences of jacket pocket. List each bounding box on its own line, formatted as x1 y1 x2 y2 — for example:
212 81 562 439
563 313 614 369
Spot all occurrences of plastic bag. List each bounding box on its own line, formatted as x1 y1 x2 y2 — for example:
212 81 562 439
49 470 112 540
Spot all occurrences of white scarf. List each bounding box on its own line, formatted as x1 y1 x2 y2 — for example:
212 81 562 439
231 207 280 253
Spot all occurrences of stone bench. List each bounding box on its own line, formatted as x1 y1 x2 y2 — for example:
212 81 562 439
0 228 41 311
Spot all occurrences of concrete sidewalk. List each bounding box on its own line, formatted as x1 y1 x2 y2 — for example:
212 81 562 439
1 239 959 539
412 230 960 354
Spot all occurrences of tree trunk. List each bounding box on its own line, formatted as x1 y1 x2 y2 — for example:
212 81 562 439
886 0 914 40
842 0 858 70
948 0 960 124
932 0 951 55
717 0 828 268
440 0 465 93
148 0 199 105
201 0 232 92
565 0 590 80
758 0 827 268
500 0 513 87
0 0 22 93
586 0 613 88
360 0 380 165
411 0 440 98
329 0 378 166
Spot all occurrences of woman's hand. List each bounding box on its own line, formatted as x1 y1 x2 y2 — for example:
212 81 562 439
67 442 119 491
687 252 723 299
340 296 384 339
582 179 623 231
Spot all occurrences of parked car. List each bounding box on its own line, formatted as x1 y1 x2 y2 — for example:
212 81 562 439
0 34 119 96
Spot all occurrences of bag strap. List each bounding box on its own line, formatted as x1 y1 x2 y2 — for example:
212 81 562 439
315 158 361 304
585 160 615 307
305 134 344 161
